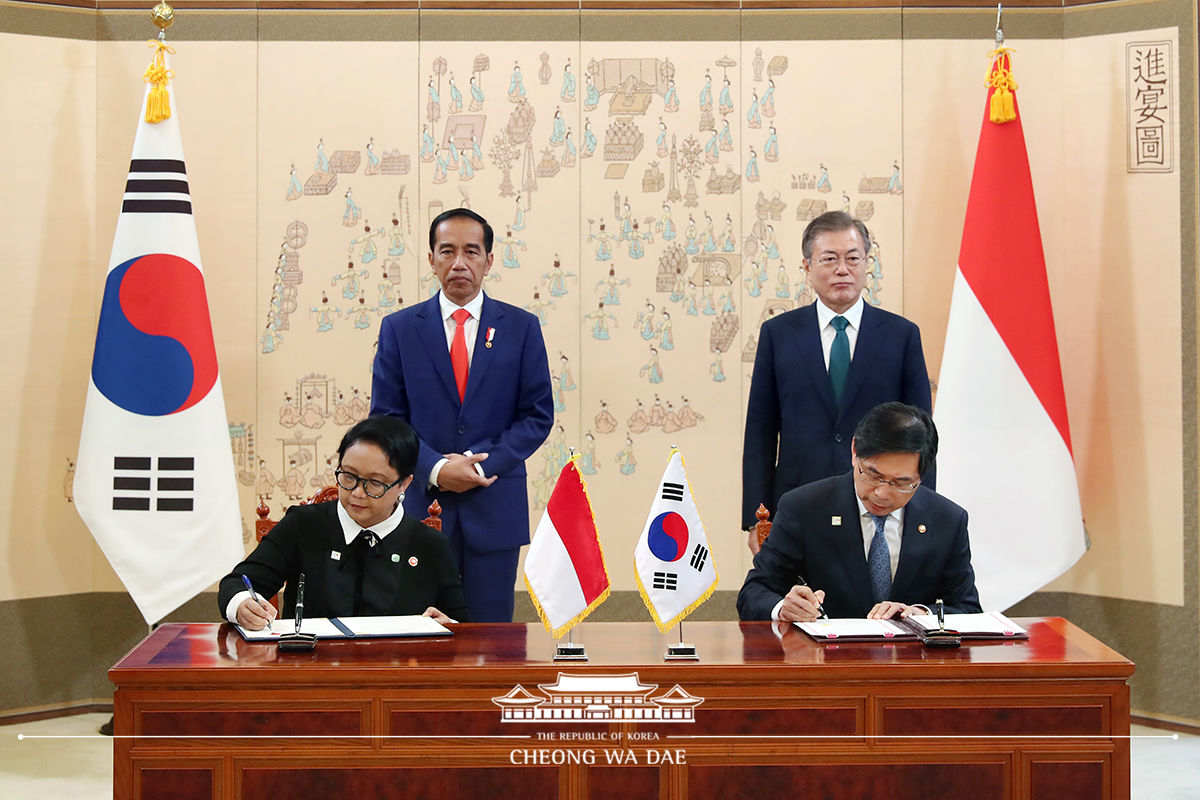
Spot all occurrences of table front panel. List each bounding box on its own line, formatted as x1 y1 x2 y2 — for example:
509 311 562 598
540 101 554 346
240 765 559 799
879 696 1110 737
688 761 1009 800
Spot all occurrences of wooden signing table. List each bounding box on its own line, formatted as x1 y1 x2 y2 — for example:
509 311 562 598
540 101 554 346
110 619 1133 800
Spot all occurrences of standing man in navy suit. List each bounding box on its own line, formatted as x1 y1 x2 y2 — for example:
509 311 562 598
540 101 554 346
738 402 979 621
742 211 932 554
371 208 554 622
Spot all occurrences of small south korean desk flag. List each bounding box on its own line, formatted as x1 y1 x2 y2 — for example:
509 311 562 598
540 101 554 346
634 449 718 631
74 40 243 625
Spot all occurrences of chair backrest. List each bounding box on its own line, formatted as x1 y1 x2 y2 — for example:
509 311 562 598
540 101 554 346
755 502 772 549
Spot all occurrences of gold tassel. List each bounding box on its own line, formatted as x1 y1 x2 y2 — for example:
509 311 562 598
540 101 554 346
143 40 176 124
985 47 1018 124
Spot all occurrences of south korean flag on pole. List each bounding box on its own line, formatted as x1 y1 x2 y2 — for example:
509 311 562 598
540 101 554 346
74 44 243 625
634 449 718 632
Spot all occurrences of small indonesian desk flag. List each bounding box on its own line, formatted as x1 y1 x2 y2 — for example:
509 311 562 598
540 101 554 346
635 449 718 631
934 48 1087 611
523 457 610 638
74 45 243 625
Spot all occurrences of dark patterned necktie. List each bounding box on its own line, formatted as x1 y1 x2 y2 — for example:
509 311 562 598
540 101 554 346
867 515 891 604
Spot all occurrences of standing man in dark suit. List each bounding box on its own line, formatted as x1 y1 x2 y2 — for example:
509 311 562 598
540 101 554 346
738 402 979 621
742 211 932 554
371 208 554 622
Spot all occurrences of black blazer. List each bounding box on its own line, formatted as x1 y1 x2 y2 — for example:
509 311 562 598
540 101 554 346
217 501 470 622
737 473 980 620
741 301 932 529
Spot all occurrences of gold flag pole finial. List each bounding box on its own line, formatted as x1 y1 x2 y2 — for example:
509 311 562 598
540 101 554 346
144 3 176 123
151 2 174 40
985 3 1017 124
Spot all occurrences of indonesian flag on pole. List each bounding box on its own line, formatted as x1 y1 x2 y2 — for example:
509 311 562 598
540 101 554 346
74 45 243 625
523 457 610 638
635 450 718 631
934 48 1087 611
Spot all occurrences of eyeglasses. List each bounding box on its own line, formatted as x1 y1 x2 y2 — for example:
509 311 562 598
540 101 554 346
814 254 865 269
856 464 920 494
335 469 402 498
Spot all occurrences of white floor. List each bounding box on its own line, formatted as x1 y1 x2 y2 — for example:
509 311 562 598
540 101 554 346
0 713 1197 798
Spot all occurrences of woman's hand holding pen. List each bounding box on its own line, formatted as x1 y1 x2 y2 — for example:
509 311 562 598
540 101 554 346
236 597 278 630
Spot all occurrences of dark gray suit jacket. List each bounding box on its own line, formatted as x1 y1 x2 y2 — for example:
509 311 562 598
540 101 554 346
738 473 980 620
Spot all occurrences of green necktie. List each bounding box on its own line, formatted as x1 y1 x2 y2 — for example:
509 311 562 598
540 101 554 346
829 315 850 405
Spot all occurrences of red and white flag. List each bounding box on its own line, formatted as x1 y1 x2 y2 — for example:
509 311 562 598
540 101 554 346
523 457 610 638
74 44 243 624
934 48 1086 611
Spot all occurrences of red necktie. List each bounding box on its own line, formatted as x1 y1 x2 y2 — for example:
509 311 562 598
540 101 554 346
450 308 471 402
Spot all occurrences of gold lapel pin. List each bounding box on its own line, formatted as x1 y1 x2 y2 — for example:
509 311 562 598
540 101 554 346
917 524 927 533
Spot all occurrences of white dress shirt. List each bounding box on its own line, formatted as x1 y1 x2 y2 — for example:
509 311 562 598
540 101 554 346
856 495 903 579
815 296 865 369
438 289 485 367
430 290 487 488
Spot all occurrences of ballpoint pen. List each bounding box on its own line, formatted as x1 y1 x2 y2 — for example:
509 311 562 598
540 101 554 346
241 574 273 633
294 573 306 633
797 572 829 619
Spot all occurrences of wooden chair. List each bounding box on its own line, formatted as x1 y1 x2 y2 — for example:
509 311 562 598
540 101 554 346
252 491 444 609
754 503 772 549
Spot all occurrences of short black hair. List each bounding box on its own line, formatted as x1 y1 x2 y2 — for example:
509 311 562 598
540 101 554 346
338 415 419 479
801 210 872 260
428 207 494 254
852 402 938 477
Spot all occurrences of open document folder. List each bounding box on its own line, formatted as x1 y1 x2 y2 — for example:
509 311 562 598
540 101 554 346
796 611 1028 643
235 614 452 641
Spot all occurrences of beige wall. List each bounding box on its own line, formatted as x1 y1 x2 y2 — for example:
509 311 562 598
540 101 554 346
0 32 98 599
0 0 1194 718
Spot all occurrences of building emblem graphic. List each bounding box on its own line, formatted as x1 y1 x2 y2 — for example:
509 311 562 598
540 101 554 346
492 672 703 722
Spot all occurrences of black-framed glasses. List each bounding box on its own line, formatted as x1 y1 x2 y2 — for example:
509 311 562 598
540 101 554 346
856 463 920 494
334 469 402 499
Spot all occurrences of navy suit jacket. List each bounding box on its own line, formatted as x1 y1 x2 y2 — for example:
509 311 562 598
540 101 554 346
370 293 554 554
737 473 980 620
741 301 932 529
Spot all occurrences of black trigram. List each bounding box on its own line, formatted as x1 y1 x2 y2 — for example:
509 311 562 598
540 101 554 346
122 159 192 215
652 571 678 591
690 544 709 572
112 456 195 511
660 481 685 502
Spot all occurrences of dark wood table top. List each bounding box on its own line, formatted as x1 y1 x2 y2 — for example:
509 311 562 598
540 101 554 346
110 618 1134 688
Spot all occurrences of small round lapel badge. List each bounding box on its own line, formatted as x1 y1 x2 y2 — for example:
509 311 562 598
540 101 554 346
408 556 419 567
917 524 927 533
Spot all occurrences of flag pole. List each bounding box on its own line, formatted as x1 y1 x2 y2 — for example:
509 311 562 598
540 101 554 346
555 626 587 662
661 444 699 661
550 448 590 661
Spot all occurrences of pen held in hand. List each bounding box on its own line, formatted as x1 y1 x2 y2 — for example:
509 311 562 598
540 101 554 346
797 573 829 620
241 574 273 633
